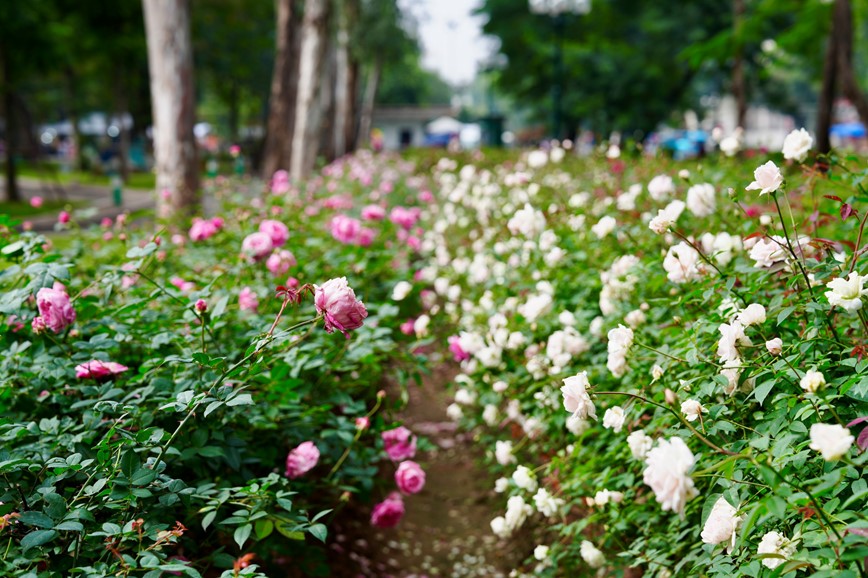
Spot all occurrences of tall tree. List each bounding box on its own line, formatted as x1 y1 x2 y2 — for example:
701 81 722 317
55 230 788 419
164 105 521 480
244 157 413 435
262 0 300 178
290 0 330 179
817 0 868 154
142 0 199 216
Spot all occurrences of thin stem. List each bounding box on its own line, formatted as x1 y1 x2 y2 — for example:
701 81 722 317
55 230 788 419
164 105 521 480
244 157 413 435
634 341 687 364
594 390 739 456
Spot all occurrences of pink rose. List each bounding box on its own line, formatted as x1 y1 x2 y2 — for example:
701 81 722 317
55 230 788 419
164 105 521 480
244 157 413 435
58 211 70 224
271 170 291 194
357 228 376 247
36 286 75 333
30 196 43 208
170 276 195 292
370 492 405 528
395 461 426 495
389 207 420 230
329 215 362 244
355 417 370 431
400 319 416 335
361 205 386 221
238 287 259 312
285 441 320 479
188 218 220 241
75 360 129 379
259 220 289 247
314 277 368 336
266 250 296 277
195 299 208 313
381 426 416 461
241 232 274 263
31 316 47 334
448 336 470 362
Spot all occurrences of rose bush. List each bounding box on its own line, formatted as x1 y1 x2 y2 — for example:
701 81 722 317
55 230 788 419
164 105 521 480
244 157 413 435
419 139 867 577
0 151 432 577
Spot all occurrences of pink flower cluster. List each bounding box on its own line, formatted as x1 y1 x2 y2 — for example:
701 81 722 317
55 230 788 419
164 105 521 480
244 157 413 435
35 284 75 333
285 441 320 479
448 335 471 362
75 360 129 379
370 426 426 528
271 170 291 195
188 217 225 241
329 215 375 246
389 207 420 230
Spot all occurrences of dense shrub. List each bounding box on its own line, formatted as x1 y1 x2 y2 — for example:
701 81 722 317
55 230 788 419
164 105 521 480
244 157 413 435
424 144 868 577
0 152 430 577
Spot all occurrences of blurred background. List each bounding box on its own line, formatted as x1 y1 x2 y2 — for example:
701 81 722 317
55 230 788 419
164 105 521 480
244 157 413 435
0 0 867 210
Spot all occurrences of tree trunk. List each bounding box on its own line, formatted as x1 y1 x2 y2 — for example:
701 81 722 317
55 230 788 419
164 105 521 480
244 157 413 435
345 59 359 154
319 40 337 162
1 44 20 203
290 0 329 180
333 0 351 158
834 0 868 129
65 66 84 172
816 7 838 156
356 59 381 150
114 72 130 182
732 0 747 129
142 0 199 217
262 0 297 179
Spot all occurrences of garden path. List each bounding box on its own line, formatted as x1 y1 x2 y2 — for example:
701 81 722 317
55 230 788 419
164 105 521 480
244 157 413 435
335 359 527 577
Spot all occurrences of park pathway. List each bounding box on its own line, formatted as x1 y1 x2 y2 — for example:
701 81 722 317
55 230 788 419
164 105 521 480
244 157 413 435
334 358 527 577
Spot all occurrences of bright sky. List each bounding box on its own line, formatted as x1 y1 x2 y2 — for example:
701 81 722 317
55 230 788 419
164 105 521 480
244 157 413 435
399 0 491 86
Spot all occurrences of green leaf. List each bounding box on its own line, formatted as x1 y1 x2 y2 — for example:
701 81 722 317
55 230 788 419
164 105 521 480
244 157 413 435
752 379 776 406
201 510 217 531
204 400 224 418
42 492 67 520
275 521 304 540
308 523 327 543
131 467 157 486
18 511 55 529
54 521 84 532
254 519 274 540
226 393 254 407
776 306 796 325
20 529 57 551
234 523 252 549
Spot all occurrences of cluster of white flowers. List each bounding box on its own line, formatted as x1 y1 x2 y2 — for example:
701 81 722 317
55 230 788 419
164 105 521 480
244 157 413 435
490 495 533 538
642 437 698 517
560 372 597 420
701 497 740 551
606 325 634 377
599 255 640 315
663 241 704 283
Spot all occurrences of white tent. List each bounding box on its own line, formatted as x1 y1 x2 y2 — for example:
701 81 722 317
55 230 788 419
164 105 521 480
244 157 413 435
426 116 464 135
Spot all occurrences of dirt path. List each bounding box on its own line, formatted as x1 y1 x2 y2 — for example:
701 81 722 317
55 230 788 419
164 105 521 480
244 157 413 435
333 360 525 577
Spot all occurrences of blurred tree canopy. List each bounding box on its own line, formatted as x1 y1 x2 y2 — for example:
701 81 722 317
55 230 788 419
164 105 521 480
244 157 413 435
476 0 858 138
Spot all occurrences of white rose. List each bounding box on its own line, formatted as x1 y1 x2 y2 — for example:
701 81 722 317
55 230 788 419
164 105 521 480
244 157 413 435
737 303 767 326
495 440 516 465
627 430 653 460
391 280 412 301
765 338 783 355
648 175 674 201
592 216 617 239
782 127 813 162
686 183 716 217
799 369 825 394
580 540 605 568
680 399 706 422
809 423 854 461
701 496 740 550
824 271 867 313
642 437 698 517
602 406 626 433
649 200 686 235
512 465 538 493
745 161 784 195
561 372 597 420
757 531 797 569
534 545 550 561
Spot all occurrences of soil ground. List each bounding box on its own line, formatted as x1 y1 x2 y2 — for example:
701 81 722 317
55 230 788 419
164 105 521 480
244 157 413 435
331 358 527 577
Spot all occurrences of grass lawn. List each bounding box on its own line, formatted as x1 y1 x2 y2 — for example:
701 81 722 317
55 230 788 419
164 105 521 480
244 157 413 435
4 162 157 190
0 199 85 218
